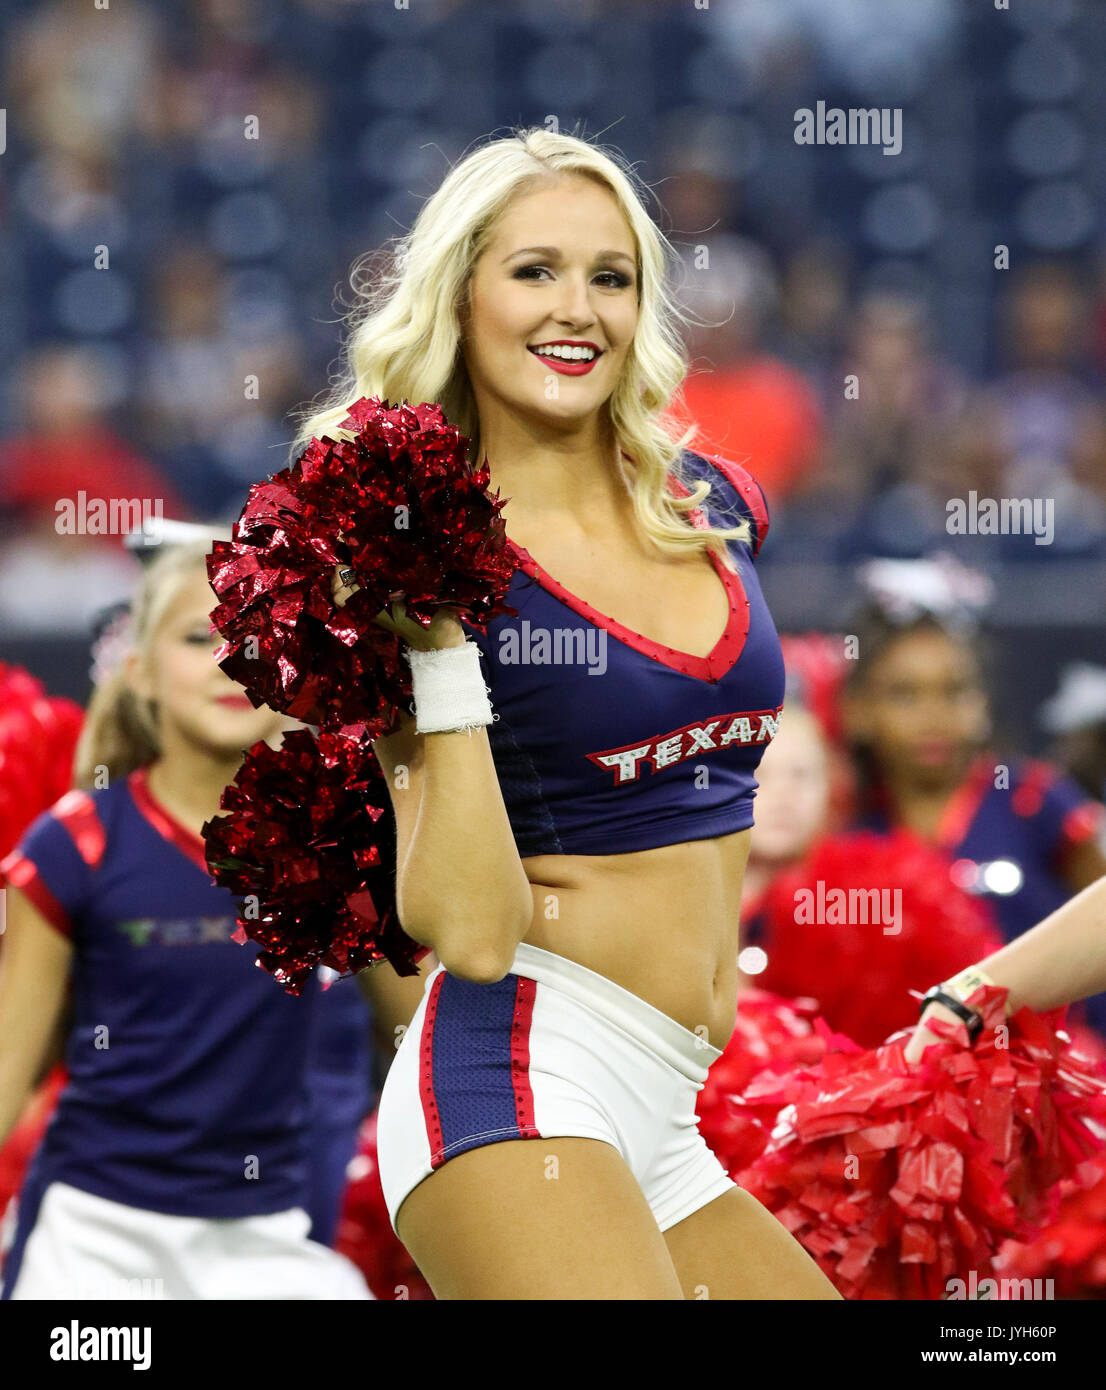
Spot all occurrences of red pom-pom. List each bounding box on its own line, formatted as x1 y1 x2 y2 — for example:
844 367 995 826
207 397 517 731
753 830 1005 1047
207 473 405 731
0 662 84 857
994 1153 1106 1299
994 1025 1106 1298
732 989 1106 1299
697 990 830 1173
334 1111 434 1301
317 397 517 629
202 727 421 994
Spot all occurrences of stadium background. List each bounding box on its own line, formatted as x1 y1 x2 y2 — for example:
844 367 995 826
1 0 1104 753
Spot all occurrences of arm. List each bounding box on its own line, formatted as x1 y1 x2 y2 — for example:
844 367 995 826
0 886 73 1146
905 874 1106 1062
975 873 1106 1015
372 696 533 983
335 567 534 983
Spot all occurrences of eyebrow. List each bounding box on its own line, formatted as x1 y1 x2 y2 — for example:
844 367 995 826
503 246 636 268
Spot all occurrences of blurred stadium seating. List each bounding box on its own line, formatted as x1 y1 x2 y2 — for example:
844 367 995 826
1 0 1103 748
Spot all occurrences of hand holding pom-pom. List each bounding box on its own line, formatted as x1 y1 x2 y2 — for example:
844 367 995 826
728 986 1106 1298
210 397 516 733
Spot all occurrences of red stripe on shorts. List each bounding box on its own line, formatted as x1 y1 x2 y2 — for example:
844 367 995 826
510 976 539 1139
419 972 447 1168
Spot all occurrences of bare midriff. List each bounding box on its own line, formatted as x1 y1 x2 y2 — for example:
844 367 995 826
519 825 752 1048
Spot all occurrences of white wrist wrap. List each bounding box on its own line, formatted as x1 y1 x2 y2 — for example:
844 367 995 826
405 641 494 735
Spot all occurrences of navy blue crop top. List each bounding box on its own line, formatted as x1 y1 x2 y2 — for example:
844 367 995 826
459 449 786 856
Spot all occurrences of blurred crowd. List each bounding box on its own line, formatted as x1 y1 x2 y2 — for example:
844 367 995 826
1 0 1106 1301
3 0 1106 638
0 2 1098 629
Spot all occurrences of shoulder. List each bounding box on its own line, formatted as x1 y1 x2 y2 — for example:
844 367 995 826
2 779 122 879
1007 756 1104 835
674 448 770 558
0 780 132 938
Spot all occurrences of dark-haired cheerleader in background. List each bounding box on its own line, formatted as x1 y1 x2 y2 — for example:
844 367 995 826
841 597 1106 1034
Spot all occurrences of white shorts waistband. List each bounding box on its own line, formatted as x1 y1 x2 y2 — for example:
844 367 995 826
504 942 723 1083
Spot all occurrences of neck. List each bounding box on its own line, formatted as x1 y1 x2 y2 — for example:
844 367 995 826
476 414 628 528
143 735 247 837
881 768 964 840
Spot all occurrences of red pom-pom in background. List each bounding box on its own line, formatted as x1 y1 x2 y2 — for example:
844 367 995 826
751 830 1005 1048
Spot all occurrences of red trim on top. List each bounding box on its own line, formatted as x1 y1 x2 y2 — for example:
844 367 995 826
507 469 750 684
50 790 107 870
1011 760 1056 819
510 976 539 1139
0 850 71 938
127 766 210 874
700 453 770 557
933 755 994 852
420 973 446 1168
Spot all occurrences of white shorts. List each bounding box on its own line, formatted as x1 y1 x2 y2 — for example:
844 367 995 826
2 1181 373 1300
376 941 736 1236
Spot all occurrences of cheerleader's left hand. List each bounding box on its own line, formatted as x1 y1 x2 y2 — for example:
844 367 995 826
903 999 969 1065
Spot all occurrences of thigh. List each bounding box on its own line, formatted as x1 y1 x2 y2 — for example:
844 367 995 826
662 1185 843 1301
396 1136 686 1300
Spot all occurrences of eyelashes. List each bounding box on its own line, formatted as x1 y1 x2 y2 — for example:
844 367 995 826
513 265 633 289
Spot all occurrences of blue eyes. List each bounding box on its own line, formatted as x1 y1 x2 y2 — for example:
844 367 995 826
514 265 632 288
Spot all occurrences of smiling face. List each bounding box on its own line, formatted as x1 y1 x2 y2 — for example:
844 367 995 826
127 566 288 759
460 174 640 436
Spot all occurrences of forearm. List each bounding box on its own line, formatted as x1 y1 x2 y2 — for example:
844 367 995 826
969 875 1106 1014
398 726 533 979
0 1055 36 1150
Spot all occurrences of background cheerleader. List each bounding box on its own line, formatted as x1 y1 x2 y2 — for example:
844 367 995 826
840 578 1106 1033
0 537 423 1299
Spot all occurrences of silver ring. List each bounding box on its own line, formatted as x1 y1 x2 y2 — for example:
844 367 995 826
338 567 355 587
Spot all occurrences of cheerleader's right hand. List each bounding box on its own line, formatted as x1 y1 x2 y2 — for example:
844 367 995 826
331 566 465 649
376 599 468 650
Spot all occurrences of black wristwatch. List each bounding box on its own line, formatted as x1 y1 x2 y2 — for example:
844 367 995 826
919 984 984 1042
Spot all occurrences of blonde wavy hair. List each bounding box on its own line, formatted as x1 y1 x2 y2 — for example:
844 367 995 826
290 126 751 563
